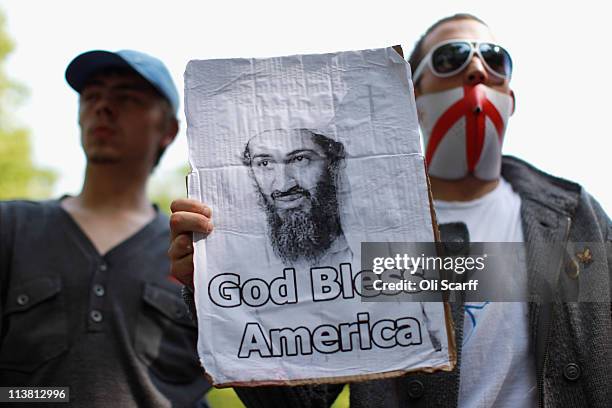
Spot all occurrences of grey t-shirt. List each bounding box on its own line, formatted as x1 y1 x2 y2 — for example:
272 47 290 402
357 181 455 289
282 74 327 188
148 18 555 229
0 199 210 407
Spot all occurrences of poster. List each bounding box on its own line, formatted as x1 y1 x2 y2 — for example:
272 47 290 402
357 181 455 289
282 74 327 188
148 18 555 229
185 47 454 386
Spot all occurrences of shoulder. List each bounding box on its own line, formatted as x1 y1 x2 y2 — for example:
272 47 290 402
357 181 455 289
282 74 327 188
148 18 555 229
502 156 581 201
0 200 64 254
0 200 61 278
502 156 610 237
0 199 59 212
0 199 60 226
501 155 584 214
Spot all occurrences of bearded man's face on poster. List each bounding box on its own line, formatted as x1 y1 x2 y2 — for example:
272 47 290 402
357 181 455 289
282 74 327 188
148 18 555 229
243 129 345 265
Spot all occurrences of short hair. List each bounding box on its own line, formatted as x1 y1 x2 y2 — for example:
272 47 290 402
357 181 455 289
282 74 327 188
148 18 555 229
408 13 488 82
242 129 345 167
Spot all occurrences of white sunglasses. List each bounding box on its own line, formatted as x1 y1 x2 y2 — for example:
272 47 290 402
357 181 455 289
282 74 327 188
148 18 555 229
413 38 513 83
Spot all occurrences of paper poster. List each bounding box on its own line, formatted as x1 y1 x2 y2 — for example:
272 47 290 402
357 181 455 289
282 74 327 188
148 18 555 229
185 47 454 386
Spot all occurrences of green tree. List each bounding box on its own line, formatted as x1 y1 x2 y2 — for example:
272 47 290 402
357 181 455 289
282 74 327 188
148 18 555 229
0 8 55 199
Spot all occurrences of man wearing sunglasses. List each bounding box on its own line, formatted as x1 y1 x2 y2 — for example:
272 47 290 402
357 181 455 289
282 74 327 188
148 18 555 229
401 12 611 408
168 13 611 408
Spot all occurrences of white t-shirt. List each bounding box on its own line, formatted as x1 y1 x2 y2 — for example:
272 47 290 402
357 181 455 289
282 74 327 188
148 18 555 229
434 177 538 408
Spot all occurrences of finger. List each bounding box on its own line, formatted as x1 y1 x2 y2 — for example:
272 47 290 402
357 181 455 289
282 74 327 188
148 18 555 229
170 254 195 288
169 211 214 240
168 234 194 260
171 198 212 218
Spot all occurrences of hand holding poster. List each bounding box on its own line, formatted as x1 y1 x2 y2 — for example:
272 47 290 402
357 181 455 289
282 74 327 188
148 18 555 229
185 47 455 386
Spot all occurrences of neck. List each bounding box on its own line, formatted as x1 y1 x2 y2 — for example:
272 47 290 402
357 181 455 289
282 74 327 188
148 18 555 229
74 162 152 212
430 175 499 202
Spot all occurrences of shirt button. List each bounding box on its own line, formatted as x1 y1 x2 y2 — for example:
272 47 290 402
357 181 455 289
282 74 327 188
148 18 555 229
99 264 108 272
563 363 581 381
16 294 29 306
407 379 425 399
93 284 105 297
90 310 103 323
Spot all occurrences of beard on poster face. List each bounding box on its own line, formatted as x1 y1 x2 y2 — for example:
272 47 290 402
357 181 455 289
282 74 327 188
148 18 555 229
254 165 342 265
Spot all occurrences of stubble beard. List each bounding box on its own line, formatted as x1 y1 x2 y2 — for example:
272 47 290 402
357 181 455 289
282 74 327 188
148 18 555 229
87 153 121 164
84 139 122 164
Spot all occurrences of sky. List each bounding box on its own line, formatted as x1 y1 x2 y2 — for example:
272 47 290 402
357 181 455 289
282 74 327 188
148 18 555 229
3 0 611 213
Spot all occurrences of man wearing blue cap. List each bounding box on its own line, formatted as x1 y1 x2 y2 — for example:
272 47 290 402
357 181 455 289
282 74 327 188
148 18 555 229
0 50 210 406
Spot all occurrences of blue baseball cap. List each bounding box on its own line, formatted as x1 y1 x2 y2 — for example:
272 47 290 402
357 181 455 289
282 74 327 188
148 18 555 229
65 49 179 115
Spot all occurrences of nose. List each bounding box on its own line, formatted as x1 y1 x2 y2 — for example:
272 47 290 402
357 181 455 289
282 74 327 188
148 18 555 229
463 56 488 86
272 164 298 193
93 92 115 119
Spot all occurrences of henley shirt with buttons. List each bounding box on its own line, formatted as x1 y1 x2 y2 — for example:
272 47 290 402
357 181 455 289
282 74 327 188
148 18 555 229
0 199 210 407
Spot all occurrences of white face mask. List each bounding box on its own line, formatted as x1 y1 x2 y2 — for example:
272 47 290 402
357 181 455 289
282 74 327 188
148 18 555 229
416 85 514 181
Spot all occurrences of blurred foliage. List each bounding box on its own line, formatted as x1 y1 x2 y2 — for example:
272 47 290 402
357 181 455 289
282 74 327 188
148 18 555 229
206 388 245 408
149 164 190 215
0 8 56 199
332 385 350 407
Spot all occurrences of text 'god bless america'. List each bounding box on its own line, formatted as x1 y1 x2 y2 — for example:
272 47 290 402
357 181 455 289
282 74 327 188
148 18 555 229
208 265 424 358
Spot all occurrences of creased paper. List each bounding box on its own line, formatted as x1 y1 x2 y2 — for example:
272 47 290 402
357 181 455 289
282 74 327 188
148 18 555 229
185 47 454 386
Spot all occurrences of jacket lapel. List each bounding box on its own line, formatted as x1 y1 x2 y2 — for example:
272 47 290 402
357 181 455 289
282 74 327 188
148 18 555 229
501 155 579 380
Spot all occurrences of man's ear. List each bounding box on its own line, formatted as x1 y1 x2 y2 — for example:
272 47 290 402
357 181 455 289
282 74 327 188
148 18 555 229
413 81 421 98
414 85 425 124
160 117 179 149
510 90 516 115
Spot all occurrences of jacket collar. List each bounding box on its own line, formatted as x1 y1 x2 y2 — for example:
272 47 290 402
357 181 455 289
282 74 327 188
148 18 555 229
501 155 581 217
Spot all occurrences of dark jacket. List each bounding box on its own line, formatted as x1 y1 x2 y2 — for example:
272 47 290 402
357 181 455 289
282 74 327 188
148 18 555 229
0 202 210 407
198 156 612 408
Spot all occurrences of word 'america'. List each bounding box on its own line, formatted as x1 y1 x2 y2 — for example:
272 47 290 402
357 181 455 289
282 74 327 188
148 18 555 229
238 312 422 358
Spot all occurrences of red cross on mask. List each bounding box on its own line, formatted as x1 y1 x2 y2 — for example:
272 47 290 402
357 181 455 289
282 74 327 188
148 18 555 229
417 84 514 180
